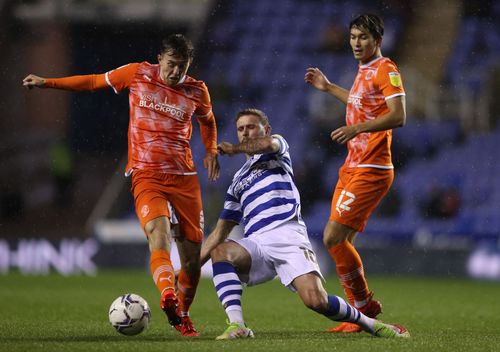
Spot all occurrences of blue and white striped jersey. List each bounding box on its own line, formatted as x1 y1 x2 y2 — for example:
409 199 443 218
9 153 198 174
220 134 305 237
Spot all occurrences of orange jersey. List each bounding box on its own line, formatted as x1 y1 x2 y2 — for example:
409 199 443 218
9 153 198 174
344 57 405 169
103 62 215 175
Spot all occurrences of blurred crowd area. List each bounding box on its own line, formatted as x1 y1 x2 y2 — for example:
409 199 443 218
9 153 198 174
0 0 499 246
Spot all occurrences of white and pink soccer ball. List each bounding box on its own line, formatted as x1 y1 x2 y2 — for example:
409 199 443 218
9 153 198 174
108 293 151 336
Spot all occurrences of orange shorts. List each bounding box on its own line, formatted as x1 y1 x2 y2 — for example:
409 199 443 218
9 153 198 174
329 166 394 232
131 170 203 243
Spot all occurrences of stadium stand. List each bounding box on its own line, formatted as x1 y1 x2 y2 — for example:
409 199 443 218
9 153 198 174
192 0 500 246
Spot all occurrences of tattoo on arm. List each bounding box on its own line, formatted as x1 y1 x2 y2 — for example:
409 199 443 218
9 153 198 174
233 137 276 155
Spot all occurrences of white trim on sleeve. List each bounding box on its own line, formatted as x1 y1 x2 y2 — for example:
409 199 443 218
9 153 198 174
356 164 394 169
105 72 119 94
385 92 405 101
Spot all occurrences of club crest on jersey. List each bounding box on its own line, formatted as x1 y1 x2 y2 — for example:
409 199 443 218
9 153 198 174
389 72 402 87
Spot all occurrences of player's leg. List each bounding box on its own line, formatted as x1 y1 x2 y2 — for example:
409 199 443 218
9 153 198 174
175 238 201 336
293 273 372 332
167 174 204 336
324 169 392 332
211 241 255 340
324 220 372 308
144 216 181 327
292 273 409 338
324 223 382 333
131 170 181 328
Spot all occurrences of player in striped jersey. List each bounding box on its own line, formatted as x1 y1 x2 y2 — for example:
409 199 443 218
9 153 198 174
199 108 409 340
305 14 406 333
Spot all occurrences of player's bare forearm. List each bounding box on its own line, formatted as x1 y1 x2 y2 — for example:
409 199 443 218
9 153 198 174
325 83 349 105
356 96 406 133
331 96 406 144
219 136 279 156
304 67 349 104
200 219 236 267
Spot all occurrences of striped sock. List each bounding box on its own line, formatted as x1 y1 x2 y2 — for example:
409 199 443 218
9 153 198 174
323 295 375 333
212 261 244 324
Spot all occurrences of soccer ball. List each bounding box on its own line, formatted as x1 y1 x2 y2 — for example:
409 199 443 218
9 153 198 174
108 293 151 336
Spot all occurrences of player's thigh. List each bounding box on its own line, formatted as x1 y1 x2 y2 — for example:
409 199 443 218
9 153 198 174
329 169 393 232
263 223 325 289
131 170 172 230
232 237 277 286
167 175 204 243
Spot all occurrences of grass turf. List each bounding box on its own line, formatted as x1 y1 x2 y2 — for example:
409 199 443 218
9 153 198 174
1 271 499 351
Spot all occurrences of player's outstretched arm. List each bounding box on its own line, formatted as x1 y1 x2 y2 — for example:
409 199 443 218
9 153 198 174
23 73 110 92
304 67 349 104
218 136 280 157
200 219 237 267
22 74 47 89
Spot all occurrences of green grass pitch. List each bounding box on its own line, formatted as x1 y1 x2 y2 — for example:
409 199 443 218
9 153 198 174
1 271 499 351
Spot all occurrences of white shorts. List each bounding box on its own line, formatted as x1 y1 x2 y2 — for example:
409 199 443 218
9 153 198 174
232 221 324 291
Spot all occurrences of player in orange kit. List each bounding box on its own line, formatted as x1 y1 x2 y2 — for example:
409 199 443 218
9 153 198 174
23 34 219 337
304 14 406 333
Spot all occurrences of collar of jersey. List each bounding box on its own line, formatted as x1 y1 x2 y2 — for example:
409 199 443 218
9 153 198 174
359 56 384 68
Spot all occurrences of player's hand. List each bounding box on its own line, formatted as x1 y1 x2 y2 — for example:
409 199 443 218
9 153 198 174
217 142 235 156
304 67 331 92
330 125 359 144
203 152 220 181
22 74 47 89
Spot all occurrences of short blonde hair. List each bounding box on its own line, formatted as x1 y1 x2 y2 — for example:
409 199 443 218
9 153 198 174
235 108 269 126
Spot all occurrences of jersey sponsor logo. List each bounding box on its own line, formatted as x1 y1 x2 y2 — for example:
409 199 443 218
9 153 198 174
389 72 402 87
233 167 266 196
140 93 154 101
347 94 362 108
335 190 356 216
138 99 187 120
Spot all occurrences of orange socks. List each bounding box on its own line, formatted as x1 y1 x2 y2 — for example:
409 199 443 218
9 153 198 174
150 249 175 296
328 241 369 306
177 269 200 315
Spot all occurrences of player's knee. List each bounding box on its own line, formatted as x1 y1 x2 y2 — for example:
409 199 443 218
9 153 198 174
323 232 344 248
323 224 350 248
146 225 171 251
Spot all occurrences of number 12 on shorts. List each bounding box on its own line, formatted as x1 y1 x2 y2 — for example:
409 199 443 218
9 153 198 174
336 190 356 216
